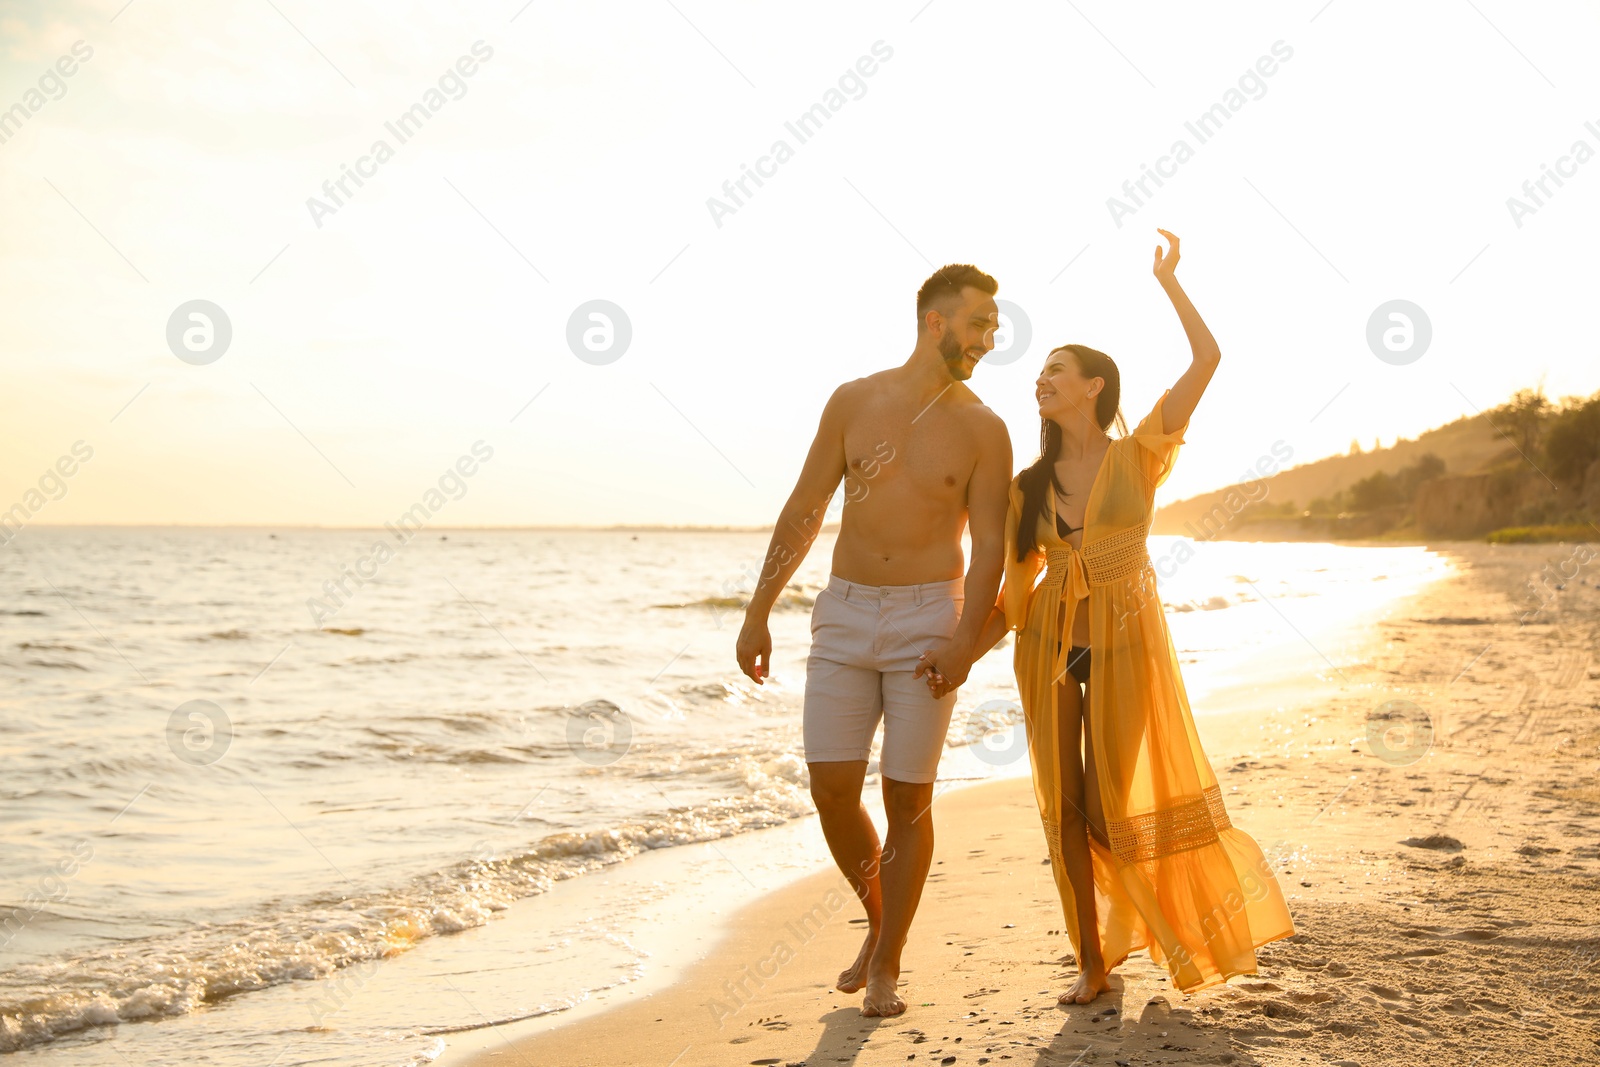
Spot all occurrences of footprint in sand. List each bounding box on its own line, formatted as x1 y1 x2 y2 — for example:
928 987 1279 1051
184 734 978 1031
1390 1011 1435 1033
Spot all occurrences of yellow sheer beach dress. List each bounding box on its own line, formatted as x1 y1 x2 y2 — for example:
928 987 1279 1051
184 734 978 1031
1002 388 1296 993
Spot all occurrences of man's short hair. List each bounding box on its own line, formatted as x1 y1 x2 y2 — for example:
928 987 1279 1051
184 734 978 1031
916 263 998 325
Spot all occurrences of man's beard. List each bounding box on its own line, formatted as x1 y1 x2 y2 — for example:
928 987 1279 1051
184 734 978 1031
939 331 973 381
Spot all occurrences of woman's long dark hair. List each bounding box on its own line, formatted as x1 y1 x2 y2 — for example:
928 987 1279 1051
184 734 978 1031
1015 344 1128 562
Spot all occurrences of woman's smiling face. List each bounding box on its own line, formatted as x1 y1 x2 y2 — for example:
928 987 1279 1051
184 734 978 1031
1035 347 1102 422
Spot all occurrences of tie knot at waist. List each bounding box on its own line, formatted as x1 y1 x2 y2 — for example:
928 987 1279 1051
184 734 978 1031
1039 523 1153 687
1042 522 1153 590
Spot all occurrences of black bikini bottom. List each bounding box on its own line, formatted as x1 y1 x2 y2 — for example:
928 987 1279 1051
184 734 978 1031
1065 644 1091 687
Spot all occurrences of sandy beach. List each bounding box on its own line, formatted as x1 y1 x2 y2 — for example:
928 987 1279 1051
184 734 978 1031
445 538 1600 1067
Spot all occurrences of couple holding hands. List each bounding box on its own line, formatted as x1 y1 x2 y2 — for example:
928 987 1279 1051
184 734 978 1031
736 232 1294 1016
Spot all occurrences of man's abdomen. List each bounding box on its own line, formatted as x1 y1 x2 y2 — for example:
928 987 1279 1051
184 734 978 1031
829 504 967 587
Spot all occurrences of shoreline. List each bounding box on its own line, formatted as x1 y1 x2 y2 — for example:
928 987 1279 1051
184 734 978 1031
424 588 1385 1067
0 534 1448 1065
414 769 1026 1065
442 539 1600 1066
436 674 1346 1067
432 543 1600 1067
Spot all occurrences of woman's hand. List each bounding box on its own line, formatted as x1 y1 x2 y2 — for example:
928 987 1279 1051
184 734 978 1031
1152 225 1220 425
1152 228 1180 283
916 640 973 699
920 604 1010 698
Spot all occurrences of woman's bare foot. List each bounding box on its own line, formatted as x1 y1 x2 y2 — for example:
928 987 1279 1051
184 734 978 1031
837 931 877 993
860 968 905 1017
1058 964 1111 1005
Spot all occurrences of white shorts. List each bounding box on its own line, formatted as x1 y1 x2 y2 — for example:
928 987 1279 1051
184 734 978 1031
802 573 964 784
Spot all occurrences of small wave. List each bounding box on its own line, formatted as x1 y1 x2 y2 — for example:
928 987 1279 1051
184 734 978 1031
668 679 768 708
24 659 87 671
453 749 533 765
1170 595 1233 612
388 712 501 732
322 628 366 637
2 610 47 617
652 587 815 613
198 629 251 641
352 733 540 766
0 784 815 1053
945 697 1026 749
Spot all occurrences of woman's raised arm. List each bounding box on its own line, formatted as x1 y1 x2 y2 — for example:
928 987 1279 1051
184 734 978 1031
1151 229 1220 435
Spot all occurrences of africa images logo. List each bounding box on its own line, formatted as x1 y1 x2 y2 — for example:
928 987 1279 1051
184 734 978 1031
305 41 495 228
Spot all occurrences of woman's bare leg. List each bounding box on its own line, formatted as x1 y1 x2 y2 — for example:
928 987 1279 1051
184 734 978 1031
1055 675 1111 1004
1081 678 1110 848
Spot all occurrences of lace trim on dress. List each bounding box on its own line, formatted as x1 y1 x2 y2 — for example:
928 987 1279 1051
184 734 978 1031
1081 522 1153 585
1040 521 1152 588
1105 784 1233 865
1042 814 1064 869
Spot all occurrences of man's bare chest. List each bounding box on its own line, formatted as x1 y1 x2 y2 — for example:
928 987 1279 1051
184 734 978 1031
841 405 976 500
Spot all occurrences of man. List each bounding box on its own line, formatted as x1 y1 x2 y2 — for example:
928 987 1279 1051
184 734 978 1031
735 264 1013 1017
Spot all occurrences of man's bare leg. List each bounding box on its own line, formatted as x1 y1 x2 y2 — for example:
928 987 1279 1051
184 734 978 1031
1058 677 1111 1005
808 760 882 992
862 775 935 1017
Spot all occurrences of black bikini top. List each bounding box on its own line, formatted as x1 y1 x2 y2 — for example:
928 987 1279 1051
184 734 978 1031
1054 491 1082 537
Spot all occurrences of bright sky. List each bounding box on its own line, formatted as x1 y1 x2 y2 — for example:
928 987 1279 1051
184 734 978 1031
2 0 1596 529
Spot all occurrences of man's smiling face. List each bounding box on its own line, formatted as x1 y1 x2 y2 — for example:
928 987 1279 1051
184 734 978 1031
936 286 999 381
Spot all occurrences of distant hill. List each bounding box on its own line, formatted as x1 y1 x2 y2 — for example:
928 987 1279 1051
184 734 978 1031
1153 411 1503 534
1153 387 1600 542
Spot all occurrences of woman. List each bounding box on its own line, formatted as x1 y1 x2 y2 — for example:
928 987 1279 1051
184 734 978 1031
925 230 1295 1004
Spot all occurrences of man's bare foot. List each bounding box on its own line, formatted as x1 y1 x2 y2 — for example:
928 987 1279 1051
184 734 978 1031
837 931 877 993
1058 964 1111 1005
861 970 906 1017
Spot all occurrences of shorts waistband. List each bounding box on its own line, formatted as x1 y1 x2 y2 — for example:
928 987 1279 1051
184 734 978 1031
826 573 964 605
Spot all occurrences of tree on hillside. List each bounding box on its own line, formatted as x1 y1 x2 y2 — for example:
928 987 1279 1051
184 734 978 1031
1307 494 1341 516
1397 453 1446 500
1346 453 1446 511
1543 390 1600 487
1493 386 1550 456
1349 470 1396 510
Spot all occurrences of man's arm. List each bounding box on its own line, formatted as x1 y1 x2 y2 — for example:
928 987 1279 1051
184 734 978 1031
735 385 853 684
914 409 1012 692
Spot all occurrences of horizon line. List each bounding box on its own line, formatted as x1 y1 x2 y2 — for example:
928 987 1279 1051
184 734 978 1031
7 522 833 533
